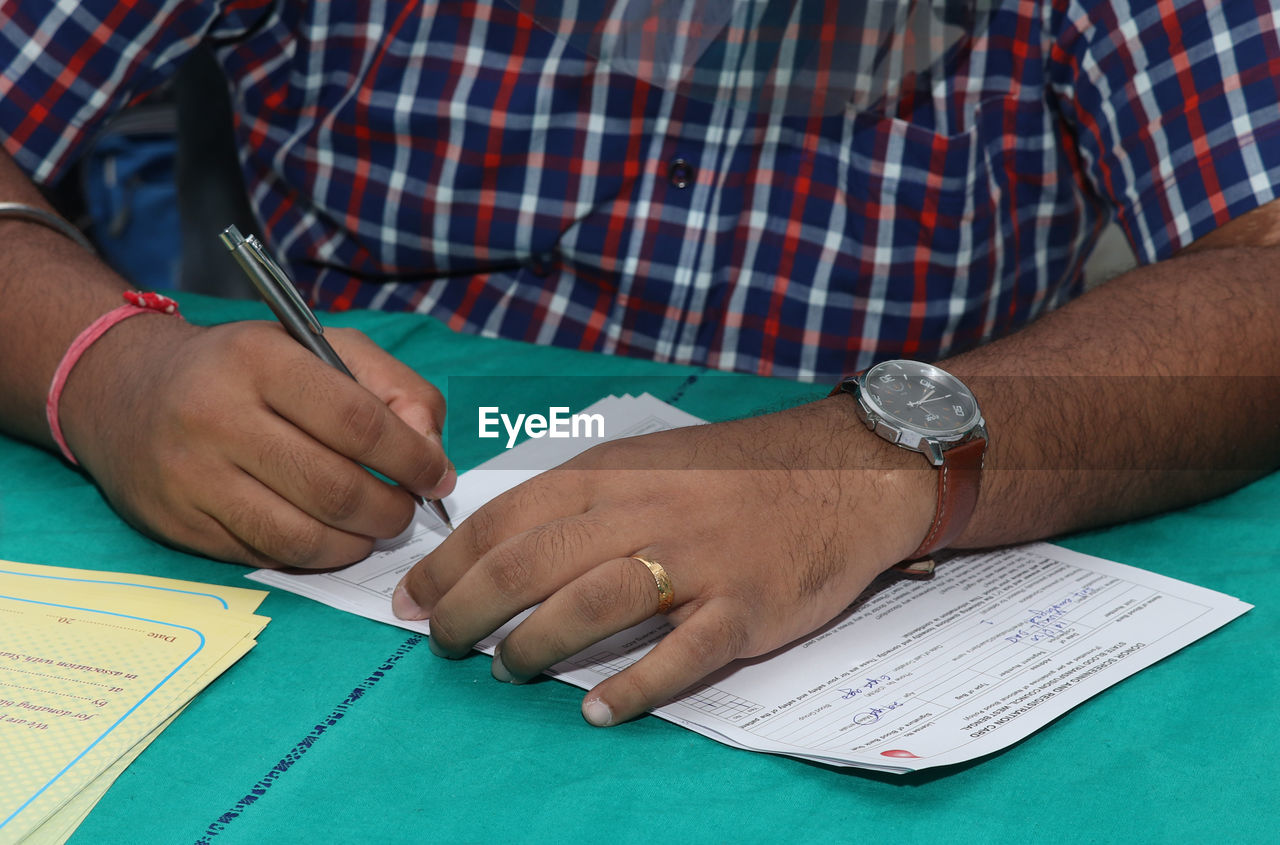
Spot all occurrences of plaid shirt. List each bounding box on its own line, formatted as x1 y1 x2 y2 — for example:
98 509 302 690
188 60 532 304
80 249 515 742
3 0 1278 381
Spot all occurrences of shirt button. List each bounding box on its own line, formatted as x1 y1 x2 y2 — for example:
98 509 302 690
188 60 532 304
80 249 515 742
526 251 557 278
667 158 694 189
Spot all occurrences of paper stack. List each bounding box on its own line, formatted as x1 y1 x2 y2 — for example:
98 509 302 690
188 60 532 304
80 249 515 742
0 561 269 843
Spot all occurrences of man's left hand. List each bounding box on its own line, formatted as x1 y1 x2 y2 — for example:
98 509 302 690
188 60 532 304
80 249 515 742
393 398 934 726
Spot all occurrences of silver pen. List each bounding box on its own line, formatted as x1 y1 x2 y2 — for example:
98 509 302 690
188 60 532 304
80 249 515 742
219 225 453 530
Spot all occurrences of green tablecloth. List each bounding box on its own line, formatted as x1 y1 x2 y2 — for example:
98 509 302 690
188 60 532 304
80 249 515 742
2 294 1276 844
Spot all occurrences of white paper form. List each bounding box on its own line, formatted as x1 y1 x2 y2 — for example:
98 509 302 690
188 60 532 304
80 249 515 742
637 542 1250 770
250 395 1251 772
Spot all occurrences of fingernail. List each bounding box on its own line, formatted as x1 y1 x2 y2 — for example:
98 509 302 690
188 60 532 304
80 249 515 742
491 643 522 684
582 697 614 727
392 579 427 620
427 462 457 499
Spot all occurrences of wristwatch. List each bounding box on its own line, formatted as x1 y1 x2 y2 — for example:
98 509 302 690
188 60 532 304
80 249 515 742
832 360 987 572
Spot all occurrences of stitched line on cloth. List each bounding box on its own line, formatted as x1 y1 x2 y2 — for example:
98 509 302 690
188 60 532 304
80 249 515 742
195 634 426 843
666 371 702 404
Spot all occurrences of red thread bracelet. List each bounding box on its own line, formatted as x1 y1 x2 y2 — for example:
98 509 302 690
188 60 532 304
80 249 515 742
46 291 182 466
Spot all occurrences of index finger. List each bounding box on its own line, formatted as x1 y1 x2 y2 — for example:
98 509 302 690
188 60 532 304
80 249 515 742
392 469 598 621
262 347 450 497
328 328 448 443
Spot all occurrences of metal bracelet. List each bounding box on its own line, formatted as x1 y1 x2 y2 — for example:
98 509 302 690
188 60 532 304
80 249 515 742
0 202 95 253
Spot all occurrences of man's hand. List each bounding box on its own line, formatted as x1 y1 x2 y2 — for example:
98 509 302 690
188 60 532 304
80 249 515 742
58 316 455 569
393 399 935 726
391 201 1280 729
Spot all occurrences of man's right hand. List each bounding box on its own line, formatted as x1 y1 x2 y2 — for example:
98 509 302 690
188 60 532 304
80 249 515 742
57 314 454 569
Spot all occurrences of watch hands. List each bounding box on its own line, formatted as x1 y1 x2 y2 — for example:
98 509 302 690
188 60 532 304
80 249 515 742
908 388 936 405
908 393 952 408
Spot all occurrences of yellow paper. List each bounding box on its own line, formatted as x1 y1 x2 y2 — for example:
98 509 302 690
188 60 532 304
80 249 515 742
0 560 266 615
17 715 177 845
0 562 268 843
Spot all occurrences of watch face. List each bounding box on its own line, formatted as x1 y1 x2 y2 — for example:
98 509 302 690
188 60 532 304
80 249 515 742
860 360 980 437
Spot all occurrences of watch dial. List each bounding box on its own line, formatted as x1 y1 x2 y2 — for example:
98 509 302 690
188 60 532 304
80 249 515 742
862 360 978 436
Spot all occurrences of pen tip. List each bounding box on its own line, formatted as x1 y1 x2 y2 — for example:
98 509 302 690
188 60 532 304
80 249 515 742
417 495 454 531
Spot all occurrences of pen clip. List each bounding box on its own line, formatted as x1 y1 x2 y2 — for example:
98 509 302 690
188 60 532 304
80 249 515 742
219 224 324 335
244 235 324 335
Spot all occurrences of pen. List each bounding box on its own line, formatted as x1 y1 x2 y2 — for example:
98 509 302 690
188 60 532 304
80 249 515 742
219 224 453 531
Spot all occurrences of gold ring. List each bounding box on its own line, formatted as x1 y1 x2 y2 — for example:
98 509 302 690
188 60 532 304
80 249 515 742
630 555 674 614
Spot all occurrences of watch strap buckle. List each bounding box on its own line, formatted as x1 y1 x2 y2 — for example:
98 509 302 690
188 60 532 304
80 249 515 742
890 558 937 579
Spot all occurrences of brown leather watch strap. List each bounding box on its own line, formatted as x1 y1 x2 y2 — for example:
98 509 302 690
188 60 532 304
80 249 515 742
905 437 986 560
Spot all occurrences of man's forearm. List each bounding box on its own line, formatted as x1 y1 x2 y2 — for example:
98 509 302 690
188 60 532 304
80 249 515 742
947 242 1280 547
0 149 135 445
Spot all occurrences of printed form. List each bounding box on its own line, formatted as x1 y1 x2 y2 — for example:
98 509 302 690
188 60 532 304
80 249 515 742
250 394 1251 772
0 561 268 843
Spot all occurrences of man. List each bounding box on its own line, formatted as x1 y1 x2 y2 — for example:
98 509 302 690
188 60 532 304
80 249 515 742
1 0 1277 727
